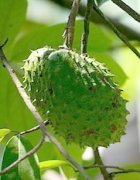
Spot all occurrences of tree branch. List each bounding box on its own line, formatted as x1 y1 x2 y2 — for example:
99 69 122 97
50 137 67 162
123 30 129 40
111 0 140 23
110 168 140 177
81 0 92 54
49 0 140 41
84 164 139 171
93 1 140 59
94 148 112 180
0 41 90 180
83 164 140 177
19 120 50 135
0 137 44 176
63 0 81 48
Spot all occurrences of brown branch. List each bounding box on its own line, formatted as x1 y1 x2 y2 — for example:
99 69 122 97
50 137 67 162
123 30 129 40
64 0 81 48
111 0 140 23
94 148 112 180
93 2 140 59
19 120 50 135
0 137 44 176
49 0 140 41
81 0 92 54
0 41 90 180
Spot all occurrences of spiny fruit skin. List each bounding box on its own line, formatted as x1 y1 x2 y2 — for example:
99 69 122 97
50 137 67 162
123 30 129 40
23 47 127 148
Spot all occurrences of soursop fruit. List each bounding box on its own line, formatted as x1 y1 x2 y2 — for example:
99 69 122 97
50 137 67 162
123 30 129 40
23 47 127 148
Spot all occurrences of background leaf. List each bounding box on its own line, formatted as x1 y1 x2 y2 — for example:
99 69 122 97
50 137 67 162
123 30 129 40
10 21 112 61
0 136 41 180
39 160 71 170
0 0 27 54
0 66 37 132
0 129 11 142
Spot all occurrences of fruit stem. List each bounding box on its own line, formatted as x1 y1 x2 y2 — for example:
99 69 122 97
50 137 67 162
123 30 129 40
94 147 113 180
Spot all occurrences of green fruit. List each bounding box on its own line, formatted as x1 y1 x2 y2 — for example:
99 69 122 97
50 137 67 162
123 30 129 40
23 47 127 148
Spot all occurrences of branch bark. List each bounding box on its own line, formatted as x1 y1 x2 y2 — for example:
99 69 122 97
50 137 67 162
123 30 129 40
0 42 90 180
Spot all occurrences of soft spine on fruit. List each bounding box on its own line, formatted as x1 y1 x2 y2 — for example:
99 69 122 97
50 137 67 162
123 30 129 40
23 47 128 148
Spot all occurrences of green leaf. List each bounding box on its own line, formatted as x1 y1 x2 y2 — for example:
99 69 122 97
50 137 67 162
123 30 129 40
21 20 47 34
0 136 41 180
0 129 11 142
0 0 27 52
39 160 71 170
96 0 109 5
11 21 112 61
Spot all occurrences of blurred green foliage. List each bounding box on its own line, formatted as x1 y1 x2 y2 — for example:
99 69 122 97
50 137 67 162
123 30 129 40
0 0 139 179
0 0 27 55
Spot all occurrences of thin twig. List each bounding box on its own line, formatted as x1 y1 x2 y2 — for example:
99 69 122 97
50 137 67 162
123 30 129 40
94 148 112 180
81 0 93 54
84 164 140 177
19 120 50 135
110 169 140 177
63 0 81 48
0 41 90 180
93 2 140 59
49 0 140 41
0 137 44 176
111 0 140 23
84 164 140 171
